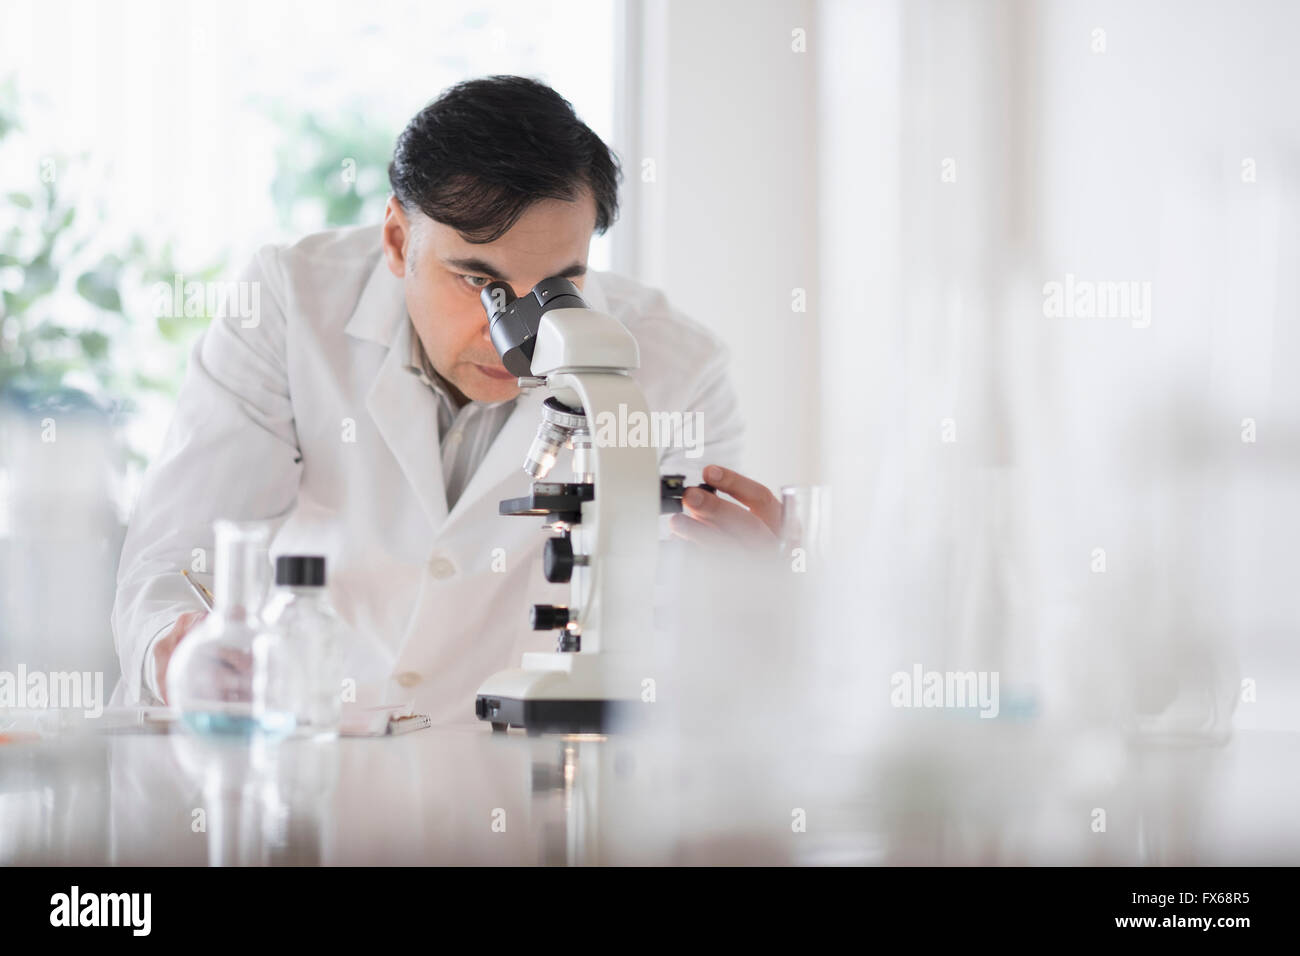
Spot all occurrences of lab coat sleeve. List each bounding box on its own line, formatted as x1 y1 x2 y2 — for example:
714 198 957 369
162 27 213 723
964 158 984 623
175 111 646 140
111 245 304 704
657 337 746 483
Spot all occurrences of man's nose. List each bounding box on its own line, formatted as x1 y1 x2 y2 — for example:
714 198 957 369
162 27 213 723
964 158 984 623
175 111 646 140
509 278 542 299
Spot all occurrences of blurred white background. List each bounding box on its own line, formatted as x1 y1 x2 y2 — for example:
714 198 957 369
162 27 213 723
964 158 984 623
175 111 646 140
811 0 1300 741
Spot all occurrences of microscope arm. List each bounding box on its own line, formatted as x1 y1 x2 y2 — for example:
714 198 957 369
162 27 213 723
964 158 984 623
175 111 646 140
544 369 659 656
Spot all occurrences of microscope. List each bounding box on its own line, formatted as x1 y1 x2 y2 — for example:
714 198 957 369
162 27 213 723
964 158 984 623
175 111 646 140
472 276 694 735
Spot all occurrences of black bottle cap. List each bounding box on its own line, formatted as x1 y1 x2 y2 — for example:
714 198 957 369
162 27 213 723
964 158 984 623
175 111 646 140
275 555 326 587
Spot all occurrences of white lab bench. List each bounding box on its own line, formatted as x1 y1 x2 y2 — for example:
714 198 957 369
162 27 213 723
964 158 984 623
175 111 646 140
1 722 1298 865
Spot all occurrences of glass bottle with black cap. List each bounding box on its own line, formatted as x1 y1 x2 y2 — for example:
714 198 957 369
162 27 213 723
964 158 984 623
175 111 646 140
254 555 345 740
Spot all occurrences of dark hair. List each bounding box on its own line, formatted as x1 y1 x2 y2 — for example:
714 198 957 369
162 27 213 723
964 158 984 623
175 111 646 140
388 75 621 243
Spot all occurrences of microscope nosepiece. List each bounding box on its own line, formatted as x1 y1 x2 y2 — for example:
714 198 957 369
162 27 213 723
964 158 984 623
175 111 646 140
523 397 589 479
524 423 566 479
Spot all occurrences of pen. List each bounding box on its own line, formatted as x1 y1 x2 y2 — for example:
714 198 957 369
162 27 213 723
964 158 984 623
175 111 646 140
181 570 244 676
181 569 215 611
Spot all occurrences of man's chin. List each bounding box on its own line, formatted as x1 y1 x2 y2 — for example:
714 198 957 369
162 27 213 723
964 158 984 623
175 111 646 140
462 367 522 403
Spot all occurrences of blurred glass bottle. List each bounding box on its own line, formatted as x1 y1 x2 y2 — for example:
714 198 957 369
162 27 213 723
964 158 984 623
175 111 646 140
167 520 271 736
254 555 345 741
778 485 832 563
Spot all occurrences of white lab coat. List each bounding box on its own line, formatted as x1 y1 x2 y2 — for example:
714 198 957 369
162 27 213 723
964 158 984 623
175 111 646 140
109 224 745 725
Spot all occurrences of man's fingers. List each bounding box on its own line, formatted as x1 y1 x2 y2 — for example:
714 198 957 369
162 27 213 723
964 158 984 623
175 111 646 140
156 610 206 704
683 486 776 548
702 464 783 536
163 611 205 651
216 647 253 674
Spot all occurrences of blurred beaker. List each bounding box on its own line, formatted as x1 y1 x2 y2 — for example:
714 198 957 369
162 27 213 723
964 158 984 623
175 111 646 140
779 484 832 562
167 520 272 736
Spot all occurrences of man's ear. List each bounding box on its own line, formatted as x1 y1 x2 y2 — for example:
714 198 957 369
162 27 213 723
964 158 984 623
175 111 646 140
381 196 411 278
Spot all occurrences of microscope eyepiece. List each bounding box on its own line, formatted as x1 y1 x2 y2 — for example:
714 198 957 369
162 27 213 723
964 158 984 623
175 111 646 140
479 281 515 322
480 276 590 378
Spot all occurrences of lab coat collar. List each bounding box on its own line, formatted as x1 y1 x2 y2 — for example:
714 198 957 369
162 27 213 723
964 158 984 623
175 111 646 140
363 315 451 533
364 311 546 539
344 250 406 346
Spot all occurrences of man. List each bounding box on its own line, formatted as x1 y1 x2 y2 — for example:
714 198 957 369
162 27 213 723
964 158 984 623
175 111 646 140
110 76 783 724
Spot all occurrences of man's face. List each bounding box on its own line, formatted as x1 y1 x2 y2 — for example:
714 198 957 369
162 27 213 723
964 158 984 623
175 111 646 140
381 191 596 404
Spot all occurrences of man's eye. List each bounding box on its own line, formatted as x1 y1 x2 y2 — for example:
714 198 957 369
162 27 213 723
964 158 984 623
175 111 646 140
460 274 492 290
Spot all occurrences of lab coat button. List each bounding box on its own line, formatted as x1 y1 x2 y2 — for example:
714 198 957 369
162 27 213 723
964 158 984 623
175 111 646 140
429 557 456 579
395 671 421 687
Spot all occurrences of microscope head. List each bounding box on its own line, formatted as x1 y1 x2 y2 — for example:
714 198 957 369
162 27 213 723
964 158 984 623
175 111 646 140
480 276 591 479
480 277 589 377
481 274 642 480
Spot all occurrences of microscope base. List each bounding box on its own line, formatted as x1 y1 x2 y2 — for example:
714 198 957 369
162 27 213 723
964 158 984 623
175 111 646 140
476 694 632 735
474 656 647 734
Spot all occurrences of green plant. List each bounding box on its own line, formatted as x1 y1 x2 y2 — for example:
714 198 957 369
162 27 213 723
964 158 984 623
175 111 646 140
265 102 393 233
1 82 391 470
0 77 223 455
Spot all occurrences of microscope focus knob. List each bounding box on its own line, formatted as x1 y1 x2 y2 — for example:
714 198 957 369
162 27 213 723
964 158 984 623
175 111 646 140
531 604 570 630
543 536 575 583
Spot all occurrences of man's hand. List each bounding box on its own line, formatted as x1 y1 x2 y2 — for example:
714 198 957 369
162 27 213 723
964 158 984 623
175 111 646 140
669 464 783 550
153 610 207 705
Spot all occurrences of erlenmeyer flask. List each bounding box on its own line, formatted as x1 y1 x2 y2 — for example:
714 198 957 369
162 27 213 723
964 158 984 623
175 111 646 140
167 520 271 735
